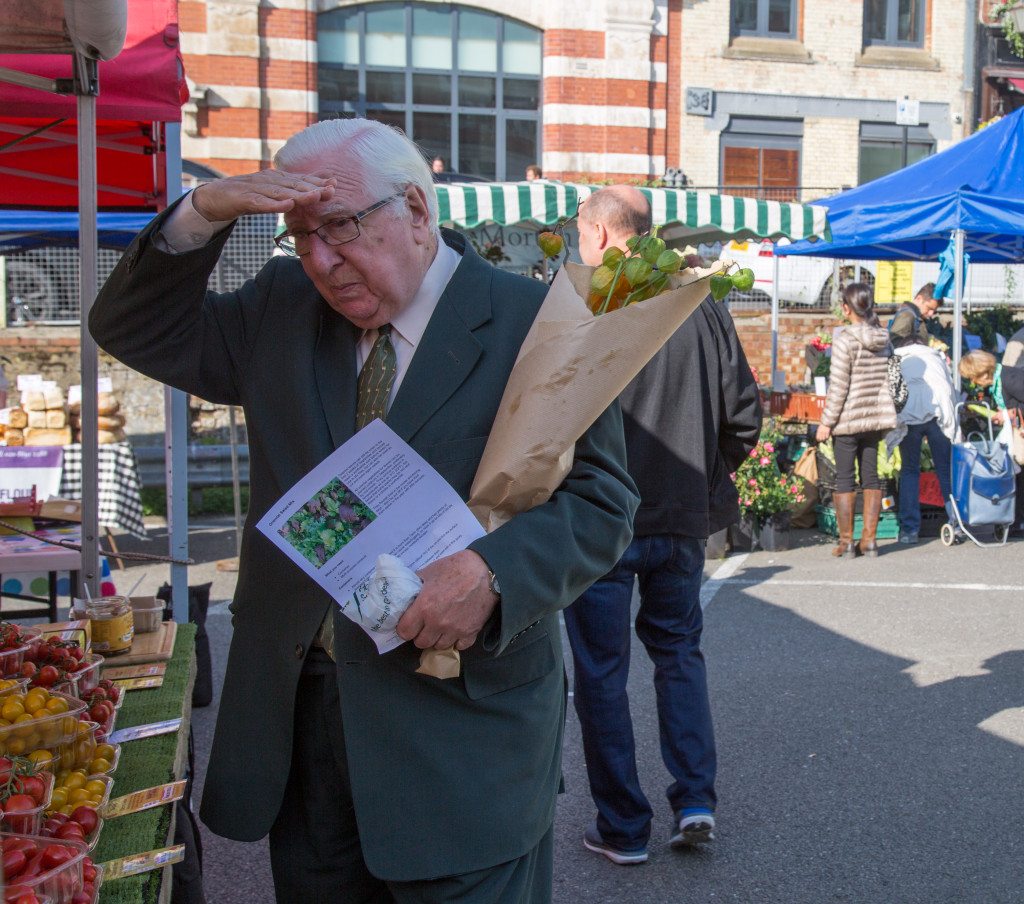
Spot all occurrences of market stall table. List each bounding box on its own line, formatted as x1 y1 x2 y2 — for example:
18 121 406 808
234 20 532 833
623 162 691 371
96 623 196 904
0 525 81 619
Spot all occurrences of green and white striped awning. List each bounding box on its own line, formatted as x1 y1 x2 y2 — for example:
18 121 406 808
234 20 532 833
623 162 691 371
434 182 831 243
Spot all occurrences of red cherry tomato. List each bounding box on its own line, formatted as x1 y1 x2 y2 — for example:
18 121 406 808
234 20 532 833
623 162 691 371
2 793 37 814
34 665 59 688
54 822 85 841
40 844 73 869
1 847 26 878
18 661 36 679
17 775 45 806
70 806 99 835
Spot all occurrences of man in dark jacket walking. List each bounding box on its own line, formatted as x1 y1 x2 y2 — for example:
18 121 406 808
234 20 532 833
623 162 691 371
566 186 762 864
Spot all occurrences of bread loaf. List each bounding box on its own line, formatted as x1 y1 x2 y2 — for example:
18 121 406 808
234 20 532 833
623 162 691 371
97 392 120 416
98 427 126 444
8 408 28 429
22 390 46 411
97 413 125 430
46 409 68 429
5 428 24 446
24 426 72 446
27 410 48 429
43 387 65 409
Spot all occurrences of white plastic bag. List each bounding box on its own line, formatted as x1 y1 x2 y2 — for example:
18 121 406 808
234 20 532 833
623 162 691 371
338 554 421 653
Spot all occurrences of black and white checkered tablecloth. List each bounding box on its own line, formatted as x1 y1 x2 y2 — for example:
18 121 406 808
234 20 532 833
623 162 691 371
59 442 147 539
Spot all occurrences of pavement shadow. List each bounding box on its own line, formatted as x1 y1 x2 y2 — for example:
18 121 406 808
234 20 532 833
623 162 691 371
555 570 1024 904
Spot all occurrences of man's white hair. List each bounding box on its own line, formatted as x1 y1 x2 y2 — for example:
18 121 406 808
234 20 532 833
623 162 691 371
274 119 439 236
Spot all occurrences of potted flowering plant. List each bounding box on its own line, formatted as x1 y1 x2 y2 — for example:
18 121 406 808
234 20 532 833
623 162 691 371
994 2 1024 58
732 434 805 551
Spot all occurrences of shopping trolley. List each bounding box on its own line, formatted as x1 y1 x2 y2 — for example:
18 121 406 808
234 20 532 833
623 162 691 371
942 403 1017 547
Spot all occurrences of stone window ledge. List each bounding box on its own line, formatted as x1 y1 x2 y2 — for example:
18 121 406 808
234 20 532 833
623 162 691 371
723 37 813 64
855 45 940 71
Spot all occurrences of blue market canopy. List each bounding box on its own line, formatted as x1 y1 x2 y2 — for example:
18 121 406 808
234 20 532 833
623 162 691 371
435 183 831 244
0 210 153 251
778 107 1024 262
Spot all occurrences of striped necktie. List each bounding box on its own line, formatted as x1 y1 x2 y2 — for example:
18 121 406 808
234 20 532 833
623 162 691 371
355 324 396 429
314 324 397 660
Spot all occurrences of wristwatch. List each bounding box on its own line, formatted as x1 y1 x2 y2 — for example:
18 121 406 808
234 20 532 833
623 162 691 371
486 568 502 599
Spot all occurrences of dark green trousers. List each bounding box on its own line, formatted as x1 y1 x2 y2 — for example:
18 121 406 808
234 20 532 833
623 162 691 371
268 650 554 904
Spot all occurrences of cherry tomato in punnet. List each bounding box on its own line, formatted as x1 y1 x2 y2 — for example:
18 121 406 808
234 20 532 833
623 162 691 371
54 822 85 841
71 806 99 835
41 843 73 869
35 665 59 688
1 847 26 877
2 793 36 814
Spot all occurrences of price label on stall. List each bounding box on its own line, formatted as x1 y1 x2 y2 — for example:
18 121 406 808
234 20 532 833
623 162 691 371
103 663 167 680
108 717 181 744
114 676 164 691
102 780 187 819
101 844 185 881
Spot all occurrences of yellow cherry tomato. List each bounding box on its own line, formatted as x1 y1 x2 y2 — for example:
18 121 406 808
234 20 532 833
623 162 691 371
27 748 53 769
1 700 25 721
85 779 106 797
64 771 86 790
95 743 115 762
49 788 69 810
88 757 111 774
45 697 69 714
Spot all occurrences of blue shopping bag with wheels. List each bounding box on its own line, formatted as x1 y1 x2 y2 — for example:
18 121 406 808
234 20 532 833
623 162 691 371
951 434 1015 527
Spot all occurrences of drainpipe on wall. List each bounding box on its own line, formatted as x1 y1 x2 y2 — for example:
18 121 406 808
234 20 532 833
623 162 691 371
962 0 978 133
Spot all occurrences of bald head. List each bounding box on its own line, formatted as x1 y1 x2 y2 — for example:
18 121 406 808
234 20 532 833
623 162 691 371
577 185 653 266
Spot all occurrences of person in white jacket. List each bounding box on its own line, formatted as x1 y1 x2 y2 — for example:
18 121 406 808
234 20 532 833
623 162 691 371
892 344 958 543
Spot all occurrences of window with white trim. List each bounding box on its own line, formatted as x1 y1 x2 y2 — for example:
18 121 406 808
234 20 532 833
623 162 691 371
318 3 542 180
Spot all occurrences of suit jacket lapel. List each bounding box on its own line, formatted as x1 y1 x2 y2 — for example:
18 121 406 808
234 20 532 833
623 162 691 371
386 234 490 444
314 304 360 450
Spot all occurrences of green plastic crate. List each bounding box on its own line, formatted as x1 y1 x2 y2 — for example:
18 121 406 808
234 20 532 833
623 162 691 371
815 505 899 540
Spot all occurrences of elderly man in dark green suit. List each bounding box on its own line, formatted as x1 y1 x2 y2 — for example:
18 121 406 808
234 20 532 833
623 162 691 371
90 119 637 902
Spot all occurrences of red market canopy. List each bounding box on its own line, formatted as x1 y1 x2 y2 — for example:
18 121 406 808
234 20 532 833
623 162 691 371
0 0 185 210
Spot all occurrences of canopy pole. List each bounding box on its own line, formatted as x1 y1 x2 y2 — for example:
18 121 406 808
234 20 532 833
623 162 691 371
76 54 101 599
164 123 190 624
770 252 780 383
952 228 965 391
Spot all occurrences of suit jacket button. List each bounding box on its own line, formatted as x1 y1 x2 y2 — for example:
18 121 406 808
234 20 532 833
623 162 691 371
295 643 304 659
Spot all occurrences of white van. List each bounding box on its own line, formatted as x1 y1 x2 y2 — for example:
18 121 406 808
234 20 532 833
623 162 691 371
722 239 1023 308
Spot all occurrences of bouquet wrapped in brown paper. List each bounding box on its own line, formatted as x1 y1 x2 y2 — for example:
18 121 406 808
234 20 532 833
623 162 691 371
418 246 737 678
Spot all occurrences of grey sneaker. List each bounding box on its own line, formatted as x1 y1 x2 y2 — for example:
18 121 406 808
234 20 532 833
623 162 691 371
583 824 648 865
670 811 715 848
898 531 919 544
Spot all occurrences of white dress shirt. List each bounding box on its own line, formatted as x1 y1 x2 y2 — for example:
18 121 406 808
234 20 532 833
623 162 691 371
157 190 462 407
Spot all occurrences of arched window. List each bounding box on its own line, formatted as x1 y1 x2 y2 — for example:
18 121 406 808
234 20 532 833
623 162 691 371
318 3 542 181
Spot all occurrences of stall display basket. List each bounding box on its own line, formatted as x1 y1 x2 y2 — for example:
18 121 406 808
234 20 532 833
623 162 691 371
0 832 89 901
0 676 30 697
0 692 86 758
0 770 54 835
0 643 31 679
69 654 104 699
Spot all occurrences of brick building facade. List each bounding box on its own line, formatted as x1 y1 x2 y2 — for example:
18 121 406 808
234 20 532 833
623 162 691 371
178 0 982 194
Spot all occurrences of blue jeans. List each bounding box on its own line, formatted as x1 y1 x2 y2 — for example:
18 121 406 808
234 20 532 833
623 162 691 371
563 535 716 848
898 418 953 535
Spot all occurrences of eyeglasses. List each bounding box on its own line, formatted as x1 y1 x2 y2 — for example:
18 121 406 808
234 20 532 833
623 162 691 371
274 192 405 257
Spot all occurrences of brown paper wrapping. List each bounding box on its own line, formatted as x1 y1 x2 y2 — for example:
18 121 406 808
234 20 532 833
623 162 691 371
417 259 728 678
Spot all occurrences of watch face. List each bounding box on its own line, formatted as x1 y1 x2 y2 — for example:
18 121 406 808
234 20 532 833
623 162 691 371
489 571 501 596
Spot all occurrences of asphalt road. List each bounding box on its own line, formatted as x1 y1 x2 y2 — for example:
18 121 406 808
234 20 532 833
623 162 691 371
110 520 1024 904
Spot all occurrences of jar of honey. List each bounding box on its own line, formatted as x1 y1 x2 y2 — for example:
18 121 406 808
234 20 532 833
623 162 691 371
82 596 134 655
